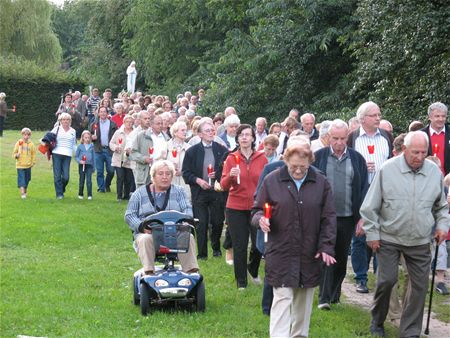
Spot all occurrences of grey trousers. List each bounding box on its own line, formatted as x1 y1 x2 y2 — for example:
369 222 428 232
372 240 430 338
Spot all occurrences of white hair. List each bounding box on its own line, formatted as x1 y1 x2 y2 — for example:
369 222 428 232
300 113 315 123
329 119 349 132
319 120 332 137
287 135 311 147
114 102 124 110
150 160 175 179
427 102 448 117
224 114 240 127
404 131 429 148
256 117 267 126
170 121 186 136
356 101 379 122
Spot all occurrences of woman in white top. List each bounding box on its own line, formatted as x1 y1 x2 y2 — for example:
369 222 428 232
51 113 77 199
167 121 191 200
109 114 135 201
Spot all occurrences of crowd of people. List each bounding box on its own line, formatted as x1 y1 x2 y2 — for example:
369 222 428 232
7 85 450 337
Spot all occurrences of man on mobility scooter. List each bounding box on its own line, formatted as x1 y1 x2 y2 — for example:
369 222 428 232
125 160 204 315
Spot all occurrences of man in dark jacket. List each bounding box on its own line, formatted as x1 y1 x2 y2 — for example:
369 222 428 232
182 120 228 259
313 119 369 309
89 106 117 192
420 102 449 175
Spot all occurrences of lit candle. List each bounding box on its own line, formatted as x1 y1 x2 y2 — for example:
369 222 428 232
148 147 154 156
93 123 98 136
433 144 439 157
207 164 213 186
82 155 86 172
234 154 240 184
263 202 273 243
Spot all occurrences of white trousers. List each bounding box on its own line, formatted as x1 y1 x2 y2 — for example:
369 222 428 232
270 286 315 338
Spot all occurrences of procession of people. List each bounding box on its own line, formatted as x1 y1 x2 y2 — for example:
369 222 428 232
6 84 450 337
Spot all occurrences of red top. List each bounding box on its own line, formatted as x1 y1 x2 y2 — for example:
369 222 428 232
430 132 445 175
221 150 268 210
111 114 125 128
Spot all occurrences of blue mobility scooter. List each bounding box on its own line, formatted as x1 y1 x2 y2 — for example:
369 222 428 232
133 210 205 315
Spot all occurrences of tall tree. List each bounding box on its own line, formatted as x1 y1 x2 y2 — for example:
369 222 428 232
0 0 62 67
349 0 450 129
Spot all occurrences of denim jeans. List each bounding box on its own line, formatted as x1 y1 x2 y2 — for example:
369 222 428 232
351 233 377 284
17 168 32 188
78 164 93 197
52 153 71 197
95 149 114 192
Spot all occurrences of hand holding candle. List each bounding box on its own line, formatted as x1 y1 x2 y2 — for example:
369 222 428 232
263 202 273 243
433 143 439 156
234 154 240 184
207 164 213 186
82 155 86 172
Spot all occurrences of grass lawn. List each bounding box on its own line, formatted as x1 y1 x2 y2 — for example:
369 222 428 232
0 130 403 337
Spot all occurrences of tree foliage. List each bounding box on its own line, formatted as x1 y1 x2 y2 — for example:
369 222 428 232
0 0 62 67
349 0 450 130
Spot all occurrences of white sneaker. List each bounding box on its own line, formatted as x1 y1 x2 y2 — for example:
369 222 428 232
87 196 92 200
251 276 262 285
78 195 84 200
21 194 26 199
318 303 331 310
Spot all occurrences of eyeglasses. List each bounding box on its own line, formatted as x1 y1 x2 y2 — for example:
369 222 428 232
202 129 214 133
238 133 253 138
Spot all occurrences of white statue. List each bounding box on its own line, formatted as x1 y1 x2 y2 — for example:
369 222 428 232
126 61 137 94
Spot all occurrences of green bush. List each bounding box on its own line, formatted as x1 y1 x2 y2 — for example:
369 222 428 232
0 56 86 131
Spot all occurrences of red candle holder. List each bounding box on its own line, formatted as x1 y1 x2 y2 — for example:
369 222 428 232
82 155 87 172
172 148 178 158
433 144 439 156
118 137 123 145
264 202 272 219
367 145 375 155
148 147 154 155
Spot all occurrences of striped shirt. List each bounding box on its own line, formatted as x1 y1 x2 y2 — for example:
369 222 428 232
354 128 390 184
51 126 76 157
125 184 193 239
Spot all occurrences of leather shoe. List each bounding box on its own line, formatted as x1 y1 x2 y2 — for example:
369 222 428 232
356 282 369 293
213 250 222 257
370 322 385 337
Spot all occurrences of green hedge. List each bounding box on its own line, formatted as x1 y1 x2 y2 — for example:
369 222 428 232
0 56 86 131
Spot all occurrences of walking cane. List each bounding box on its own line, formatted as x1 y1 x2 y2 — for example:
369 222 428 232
424 241 440 335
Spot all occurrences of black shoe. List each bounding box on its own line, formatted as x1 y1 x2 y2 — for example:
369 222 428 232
213 250 222 257
369 322 385 337
356 282 369 293
97 189 105 193
436 282 449 295
197 255 207 260
105 186 111 192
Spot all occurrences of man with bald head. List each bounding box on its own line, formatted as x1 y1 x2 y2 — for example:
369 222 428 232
360 131 449 337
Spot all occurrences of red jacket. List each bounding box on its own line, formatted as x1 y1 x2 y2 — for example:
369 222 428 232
221 150 268 210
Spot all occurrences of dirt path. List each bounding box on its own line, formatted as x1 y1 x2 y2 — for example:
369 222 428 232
341 259 450 337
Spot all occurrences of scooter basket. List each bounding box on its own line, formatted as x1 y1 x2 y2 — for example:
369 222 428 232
152 223 191 254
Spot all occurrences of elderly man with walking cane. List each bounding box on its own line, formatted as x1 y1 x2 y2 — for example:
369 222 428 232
360 131 449 337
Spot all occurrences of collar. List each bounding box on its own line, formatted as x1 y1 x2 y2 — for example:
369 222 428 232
330 146 348 161
359 127 380 137
279 164 317 183
202 141 213 148
99 118 109 124
399 155 427 176
429 126 445 136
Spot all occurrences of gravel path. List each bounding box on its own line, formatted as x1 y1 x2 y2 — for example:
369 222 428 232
341 258 450 337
